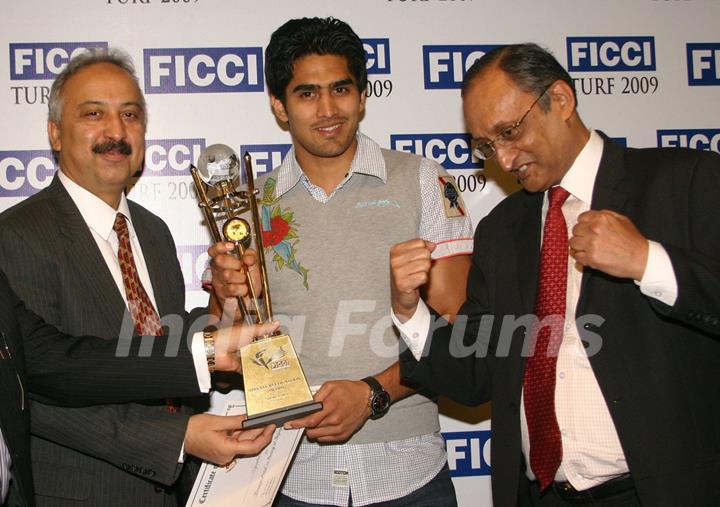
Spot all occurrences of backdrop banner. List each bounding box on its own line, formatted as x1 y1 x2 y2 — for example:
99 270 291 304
3 1 719 504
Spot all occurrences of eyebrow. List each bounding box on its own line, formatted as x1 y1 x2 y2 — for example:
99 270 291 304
489 118 519 135
291 78 355 94
470 118 519 144
78 100 144 109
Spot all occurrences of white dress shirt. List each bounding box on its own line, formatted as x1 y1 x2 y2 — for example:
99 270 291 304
393 131 678 490
0 427 9 504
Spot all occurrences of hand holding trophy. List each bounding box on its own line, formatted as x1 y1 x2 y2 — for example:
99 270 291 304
190 145 321 429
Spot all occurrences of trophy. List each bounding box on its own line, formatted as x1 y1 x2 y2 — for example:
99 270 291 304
190 144 322 429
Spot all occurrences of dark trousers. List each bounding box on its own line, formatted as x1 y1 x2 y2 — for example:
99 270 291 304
528 480 641 507
274 465 457 507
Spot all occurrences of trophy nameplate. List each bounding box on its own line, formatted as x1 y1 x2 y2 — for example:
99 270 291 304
190 144 321 429
239 334 321 429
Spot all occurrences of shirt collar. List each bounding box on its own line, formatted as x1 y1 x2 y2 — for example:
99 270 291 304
273 131 387 198
557 129 604 205
58 169 133 241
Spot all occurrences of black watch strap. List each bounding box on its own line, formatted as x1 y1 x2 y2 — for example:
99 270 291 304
361 376 391 419
361 376 383 395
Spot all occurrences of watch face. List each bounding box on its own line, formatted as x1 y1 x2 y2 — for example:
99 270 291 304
371 390 391 416
223 217 251 243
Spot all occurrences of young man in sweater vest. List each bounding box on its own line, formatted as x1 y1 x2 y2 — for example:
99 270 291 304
210 17 473 506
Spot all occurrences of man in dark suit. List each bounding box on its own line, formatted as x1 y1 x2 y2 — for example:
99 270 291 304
0 47 231 506
390 43 720 506
1 268 278 507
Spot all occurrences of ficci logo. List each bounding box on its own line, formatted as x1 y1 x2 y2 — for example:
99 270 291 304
363 38 391 74
687 43 720 86
10 42 108 80
144 47 263 94
567 36 655 72
423 45 500 89
144 139 206 176
657 129 720 153
391 133 482 170
0 150 55 197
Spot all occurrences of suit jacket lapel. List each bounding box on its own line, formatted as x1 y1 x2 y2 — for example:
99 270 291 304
130 206 171 317
48 176 128 331
514 191 544 314
577 135 630 403
507 191 544 397
589 133 630 213
578 135 630 301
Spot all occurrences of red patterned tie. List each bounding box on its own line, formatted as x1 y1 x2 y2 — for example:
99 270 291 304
523 185 570 490
113 213 163 336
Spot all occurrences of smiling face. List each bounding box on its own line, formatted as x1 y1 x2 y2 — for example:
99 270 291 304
463 66 582 193
270 54 365 174
48 62 146 208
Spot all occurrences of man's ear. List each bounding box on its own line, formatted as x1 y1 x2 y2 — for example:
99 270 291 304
48 120 62 152
270 95 289 123
548 79 576 122
359 88 367 114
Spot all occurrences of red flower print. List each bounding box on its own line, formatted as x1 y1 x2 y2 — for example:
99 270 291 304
262 215 290 246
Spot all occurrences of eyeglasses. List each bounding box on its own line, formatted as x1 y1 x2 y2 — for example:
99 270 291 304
472 85 550 161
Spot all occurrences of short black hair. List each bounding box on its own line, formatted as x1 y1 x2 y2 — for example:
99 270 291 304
265 17 368 104
461 43 576 111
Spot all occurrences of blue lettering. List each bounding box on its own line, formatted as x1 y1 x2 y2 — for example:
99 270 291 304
390 133 483 169
10 42 108 80
144 48 264 94
687 43 720 86
423 45 500 89
567 37 655 72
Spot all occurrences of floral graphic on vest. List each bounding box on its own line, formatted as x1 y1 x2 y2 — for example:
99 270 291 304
259 177 309 289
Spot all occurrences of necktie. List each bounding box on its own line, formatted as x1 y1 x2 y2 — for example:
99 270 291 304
113 213 163 336
114 214 181 412
523 185 570 490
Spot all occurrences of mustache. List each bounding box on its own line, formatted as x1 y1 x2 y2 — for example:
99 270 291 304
92 140 132 156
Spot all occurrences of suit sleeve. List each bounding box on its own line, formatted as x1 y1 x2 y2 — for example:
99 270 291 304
399 222 493 406
29 399 189 485
647 150 720 336
2 270 203 405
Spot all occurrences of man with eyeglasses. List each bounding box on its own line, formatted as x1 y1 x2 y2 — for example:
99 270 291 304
390 43 720 506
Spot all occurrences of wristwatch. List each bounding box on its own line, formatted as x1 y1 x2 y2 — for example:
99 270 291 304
203 326 217 373
361 376 391 419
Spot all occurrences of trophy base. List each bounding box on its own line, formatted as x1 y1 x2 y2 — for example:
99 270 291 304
242 400 323 430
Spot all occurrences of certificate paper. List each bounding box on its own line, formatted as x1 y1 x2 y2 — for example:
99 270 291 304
186 400 304 507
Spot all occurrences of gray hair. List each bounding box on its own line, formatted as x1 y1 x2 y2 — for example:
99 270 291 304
48 46 146 125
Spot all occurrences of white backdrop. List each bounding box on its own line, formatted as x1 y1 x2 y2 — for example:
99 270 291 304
2 1 719 504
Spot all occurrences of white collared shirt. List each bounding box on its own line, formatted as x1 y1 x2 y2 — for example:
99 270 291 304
57 170 159 312
0 427 9 504
393 131 678 490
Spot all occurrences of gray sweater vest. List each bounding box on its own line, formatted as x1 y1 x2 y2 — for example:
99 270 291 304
257 149 440 445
